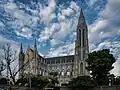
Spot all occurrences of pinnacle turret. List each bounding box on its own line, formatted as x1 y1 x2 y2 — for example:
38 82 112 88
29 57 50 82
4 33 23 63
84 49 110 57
20 43 23 52
19 43 25 78
19 43 24 54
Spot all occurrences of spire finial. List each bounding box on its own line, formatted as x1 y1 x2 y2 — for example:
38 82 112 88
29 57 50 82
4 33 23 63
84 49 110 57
79 8 85 20
77 8 86 26
20 43 23 50
80 8 84 16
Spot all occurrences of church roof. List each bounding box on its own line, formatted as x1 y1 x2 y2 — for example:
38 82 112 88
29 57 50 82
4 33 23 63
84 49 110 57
46 55 74 59
46 55 74 64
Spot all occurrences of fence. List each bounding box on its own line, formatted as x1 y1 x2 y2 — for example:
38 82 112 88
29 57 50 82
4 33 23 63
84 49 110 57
59 86 120 90
1 85 120 90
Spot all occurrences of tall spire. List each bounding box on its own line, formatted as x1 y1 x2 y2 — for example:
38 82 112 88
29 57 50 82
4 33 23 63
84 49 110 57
74 8 89 76
78 8 86 26
80 8 84 19
19 43 24 78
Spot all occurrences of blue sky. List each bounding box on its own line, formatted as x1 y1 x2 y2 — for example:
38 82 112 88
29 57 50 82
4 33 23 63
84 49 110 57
0 0 120 75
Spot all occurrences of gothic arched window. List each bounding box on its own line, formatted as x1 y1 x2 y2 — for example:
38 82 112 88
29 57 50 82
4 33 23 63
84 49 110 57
79 29 81 47
67 71 70 77
61 71 64 76
80 62 83 74
82 29 85 47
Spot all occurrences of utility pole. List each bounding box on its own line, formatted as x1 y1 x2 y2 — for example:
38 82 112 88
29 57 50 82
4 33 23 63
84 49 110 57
27 52 31 90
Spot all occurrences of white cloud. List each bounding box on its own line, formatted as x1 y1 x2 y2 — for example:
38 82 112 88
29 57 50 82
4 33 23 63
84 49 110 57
88 0 98 6
58 13 65 21
38 11 78 46
111 60 120 76
70 1 79 12
39 0 56 25
88 19 108 43
50 39 63 47
46 42 75 57
38 23 61 43
0 35 20 57
16 27 32 39
61 8 74 16
38 1 80 55
89 0 120 43
1 1 39 38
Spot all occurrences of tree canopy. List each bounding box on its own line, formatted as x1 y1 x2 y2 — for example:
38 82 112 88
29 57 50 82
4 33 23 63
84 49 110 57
86 49 116 85
68 76 97 87
16 74 49 88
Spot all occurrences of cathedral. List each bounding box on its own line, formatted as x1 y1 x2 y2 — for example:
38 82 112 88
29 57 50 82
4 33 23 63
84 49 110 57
19 9 89 86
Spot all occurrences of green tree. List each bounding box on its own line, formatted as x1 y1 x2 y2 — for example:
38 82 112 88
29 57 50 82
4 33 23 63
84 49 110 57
16 74 49 88
113 76 120 85
49 72 59 85
86 49 116 85
0 77 9 84
31 74 49 88
15 77 28 86
68 76 97 87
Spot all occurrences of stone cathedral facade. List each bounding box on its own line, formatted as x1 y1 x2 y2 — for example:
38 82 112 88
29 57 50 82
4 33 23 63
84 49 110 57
19 9 89 86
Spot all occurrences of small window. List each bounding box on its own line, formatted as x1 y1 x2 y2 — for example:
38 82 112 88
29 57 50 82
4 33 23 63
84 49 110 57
47 60 50 64
61 59 65 63
51 60 55 64
56 59 60 63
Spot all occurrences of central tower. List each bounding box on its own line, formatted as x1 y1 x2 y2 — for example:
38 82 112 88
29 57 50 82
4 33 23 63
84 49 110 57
74 9 89 76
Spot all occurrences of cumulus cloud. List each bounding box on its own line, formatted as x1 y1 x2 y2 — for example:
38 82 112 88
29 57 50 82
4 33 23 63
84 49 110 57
88 0 98 6
38 23 61 43
46 42 75 57
0 1 40 38
38 1 80 48
39 0 56 25
15 27 32 39
89 0 120 43
111 58 120 76
0 35 20 57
